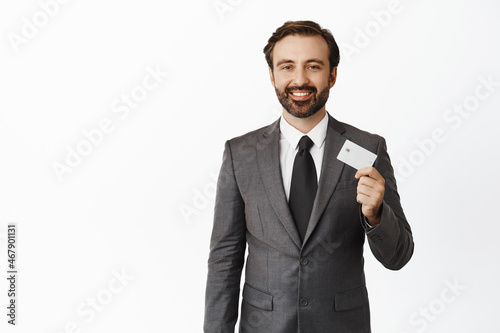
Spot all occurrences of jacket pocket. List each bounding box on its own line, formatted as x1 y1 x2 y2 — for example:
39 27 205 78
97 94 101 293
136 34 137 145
334 285 368 311
242 283 273 311
335 179 359 191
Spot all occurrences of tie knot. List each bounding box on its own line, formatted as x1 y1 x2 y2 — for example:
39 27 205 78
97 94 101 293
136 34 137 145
298 135 314 151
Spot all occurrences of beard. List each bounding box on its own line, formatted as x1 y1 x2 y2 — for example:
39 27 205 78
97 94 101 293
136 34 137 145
275 84 330 118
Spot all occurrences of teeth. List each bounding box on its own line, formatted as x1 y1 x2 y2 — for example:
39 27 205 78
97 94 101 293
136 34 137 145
292 92 311 96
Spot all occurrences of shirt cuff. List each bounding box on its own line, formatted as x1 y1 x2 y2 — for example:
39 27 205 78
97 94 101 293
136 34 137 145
359 204 381 231
363 216 376 230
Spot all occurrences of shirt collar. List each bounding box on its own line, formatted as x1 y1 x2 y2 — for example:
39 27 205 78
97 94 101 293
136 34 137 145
280 111 329 150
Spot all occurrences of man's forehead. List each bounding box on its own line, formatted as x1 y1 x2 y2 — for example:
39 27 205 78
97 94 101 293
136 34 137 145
272 34 329 63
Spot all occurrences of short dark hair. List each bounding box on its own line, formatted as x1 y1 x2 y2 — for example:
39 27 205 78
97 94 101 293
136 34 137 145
263 20 340 73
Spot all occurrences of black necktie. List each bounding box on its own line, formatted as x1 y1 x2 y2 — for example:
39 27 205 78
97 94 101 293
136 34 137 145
289 135 318 241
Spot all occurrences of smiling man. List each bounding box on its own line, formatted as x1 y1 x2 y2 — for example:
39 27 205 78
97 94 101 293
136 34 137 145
204 21 414 333
271 33 334 122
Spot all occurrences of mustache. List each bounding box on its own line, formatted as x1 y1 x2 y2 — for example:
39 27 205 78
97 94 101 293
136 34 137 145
285 86 317 94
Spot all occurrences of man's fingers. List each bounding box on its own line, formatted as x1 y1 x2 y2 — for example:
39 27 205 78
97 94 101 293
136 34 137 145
358 179 385 196
356 167 385 222
356 193 377 208
357 184 378 198
355 167 383 181
356 193 367 204
357 176 378 190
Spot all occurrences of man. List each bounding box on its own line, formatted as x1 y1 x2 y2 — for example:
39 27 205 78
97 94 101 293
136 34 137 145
204 20 414 333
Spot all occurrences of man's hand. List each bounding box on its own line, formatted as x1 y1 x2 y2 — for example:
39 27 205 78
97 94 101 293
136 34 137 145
355 167 385 226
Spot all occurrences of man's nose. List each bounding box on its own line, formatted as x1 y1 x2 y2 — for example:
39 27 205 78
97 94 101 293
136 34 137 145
292 68 310 87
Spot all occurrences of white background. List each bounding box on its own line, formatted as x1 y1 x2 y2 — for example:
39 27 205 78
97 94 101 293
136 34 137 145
1 0 499 332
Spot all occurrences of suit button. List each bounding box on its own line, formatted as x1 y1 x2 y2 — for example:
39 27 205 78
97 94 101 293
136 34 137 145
300 257 309 265
299 298 309 307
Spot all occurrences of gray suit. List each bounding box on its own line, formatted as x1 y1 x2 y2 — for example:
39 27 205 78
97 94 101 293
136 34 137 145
204 114 414 332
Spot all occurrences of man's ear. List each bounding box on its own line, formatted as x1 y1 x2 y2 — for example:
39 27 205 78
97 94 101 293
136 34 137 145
329 67 338 88
269 67 275 87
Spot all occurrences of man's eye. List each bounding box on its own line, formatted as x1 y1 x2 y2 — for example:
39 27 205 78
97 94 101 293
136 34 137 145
309 65 319 69
282 66 292 70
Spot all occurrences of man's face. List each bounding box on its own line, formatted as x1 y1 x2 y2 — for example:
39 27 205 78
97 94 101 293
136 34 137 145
269 34 337 118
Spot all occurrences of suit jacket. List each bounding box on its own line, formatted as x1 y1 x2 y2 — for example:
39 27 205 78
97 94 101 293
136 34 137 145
204 114 414 333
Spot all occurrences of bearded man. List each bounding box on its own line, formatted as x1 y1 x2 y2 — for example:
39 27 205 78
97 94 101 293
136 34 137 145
204 20 414 333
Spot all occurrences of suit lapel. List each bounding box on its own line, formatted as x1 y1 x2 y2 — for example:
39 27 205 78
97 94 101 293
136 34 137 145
303 115 346 245
257 118 302 250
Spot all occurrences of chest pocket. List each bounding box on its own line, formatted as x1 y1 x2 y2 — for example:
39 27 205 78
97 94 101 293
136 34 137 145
334 179 359 191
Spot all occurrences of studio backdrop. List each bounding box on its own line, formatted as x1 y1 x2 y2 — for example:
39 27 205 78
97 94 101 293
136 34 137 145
1 0 499 332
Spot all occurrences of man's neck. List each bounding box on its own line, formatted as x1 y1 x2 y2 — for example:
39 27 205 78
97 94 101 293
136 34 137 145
282 108 327 134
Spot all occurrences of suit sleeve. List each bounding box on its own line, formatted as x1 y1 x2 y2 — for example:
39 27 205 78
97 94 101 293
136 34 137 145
204 140 246 333
363 136 414 270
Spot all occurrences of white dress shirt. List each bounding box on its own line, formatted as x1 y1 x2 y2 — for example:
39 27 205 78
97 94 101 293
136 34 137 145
279 112 376 229
279 112 329 201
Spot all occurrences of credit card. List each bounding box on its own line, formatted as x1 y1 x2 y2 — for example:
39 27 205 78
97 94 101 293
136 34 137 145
337 139 377 170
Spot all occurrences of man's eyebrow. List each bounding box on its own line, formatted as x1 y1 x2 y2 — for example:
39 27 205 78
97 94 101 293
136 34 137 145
275 59 326 66
276 59 294 67
306 59 325 65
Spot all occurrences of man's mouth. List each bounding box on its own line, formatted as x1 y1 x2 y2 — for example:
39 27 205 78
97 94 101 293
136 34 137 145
290 91 313 101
